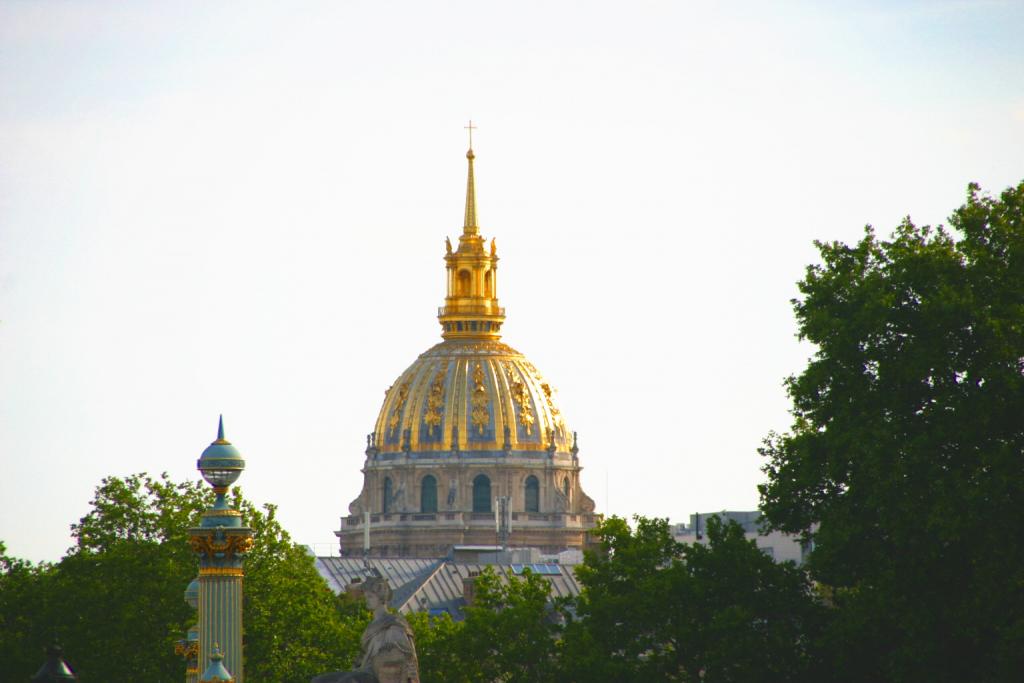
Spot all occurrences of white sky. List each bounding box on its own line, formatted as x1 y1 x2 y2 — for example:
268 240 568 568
2 1 1022 562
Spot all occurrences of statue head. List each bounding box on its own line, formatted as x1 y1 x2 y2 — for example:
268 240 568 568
361 576 392 610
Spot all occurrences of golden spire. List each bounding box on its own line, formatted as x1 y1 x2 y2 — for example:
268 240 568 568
439 132 505 340
463 120 478 235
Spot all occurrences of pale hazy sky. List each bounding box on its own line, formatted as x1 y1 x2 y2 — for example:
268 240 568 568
2 1 1023 562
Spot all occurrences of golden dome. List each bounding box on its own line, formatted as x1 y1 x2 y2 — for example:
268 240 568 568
338 137 597 559
373 338 574 455
371 140 574 456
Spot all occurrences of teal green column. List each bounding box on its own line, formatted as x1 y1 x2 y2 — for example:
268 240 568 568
190 417 252 683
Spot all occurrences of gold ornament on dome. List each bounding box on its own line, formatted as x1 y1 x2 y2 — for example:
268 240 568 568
541 382 566 437
388 381 410 437
471 363 490 435
423 368 447 430
541 383 560 417
505 363 535 435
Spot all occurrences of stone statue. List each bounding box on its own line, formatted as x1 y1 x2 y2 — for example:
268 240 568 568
388 485 406 513
312 576 420 683
446 479 457 508
445 237 452 254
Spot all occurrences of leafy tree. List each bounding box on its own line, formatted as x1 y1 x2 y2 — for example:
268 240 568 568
561 516 823 682
464 566 561 682
677 517 824 682
409 566 560 683
406 610 466 683
759 181 1024 681
70 472 209 552
240 496 366 681
560 516 681 682
0 542 58 677
1 474 204 680
0 473 364 682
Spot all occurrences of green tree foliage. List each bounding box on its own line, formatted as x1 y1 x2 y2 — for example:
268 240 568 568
463 566 561 682
409 566 560 683
560 516 680 681
759 181 1024 681
0 542 59 678
406 610 464 683
0 473 362 682
561 516 823 682
240 496 367 681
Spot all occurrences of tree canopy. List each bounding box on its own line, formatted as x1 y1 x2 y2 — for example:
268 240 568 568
409 565 561 683
5 181 1021 682
759 181 1024 681
560 515 824 682
0 473 362 682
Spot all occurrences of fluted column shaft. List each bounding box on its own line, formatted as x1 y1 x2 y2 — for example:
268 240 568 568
190 518 252 683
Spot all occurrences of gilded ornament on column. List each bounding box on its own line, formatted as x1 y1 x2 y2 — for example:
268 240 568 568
471 363 490 435
190 533 255 559
175 640 200 659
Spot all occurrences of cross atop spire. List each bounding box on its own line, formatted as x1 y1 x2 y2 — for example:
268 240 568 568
465 119 477 150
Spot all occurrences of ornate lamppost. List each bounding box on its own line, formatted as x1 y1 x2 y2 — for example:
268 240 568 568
189 417 252 683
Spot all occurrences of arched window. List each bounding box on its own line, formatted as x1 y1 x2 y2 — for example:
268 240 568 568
563 477 570 498
524 475 539 513
473 475 491 513
382 477 393 513
484 270 493 298
457 269 472 296
421 475 438 513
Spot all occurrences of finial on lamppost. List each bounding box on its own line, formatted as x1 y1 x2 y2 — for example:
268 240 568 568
197 416 245 515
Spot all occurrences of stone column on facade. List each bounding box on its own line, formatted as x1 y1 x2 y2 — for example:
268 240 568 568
189 417 252 683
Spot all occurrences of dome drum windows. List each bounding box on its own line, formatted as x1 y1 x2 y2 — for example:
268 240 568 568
472 474 491 513
420 475 438 513
524 475 540 513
